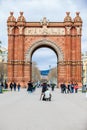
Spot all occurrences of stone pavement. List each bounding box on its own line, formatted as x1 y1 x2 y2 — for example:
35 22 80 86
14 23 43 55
0 88 87 130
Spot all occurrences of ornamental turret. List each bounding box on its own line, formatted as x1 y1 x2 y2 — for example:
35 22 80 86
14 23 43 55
64 12 72 35
17 12 26 26
64 12 72 26
73 12 82 36
7 12 16 26
74 12 82 27
74 12 82 23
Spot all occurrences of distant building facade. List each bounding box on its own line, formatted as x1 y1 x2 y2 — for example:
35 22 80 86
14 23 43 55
0 47 8 63
82 52 87 84
7 12 82 86
0 47 8 81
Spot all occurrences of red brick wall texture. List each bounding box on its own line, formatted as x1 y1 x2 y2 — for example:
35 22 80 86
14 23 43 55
7 12 82 87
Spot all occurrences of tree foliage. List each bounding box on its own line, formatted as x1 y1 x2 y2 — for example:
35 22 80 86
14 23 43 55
32 62 41 82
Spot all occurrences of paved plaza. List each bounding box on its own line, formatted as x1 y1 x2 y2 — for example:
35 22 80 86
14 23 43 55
0 88 87 130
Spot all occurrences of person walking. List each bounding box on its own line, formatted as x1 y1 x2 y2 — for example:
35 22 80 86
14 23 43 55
10 82 13 91
51 83 55 91
13 82 16 91
67 82 71 93
17 83 21 92
74 83 79 93
60 82 66 93
71 82 74 93
27 81 33 93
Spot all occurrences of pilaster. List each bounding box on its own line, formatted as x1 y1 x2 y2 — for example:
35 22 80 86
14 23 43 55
7 12 16 82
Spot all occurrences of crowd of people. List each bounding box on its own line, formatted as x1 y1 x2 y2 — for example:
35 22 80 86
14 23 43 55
0 81 21 92
1 80 85 100
27 81 52 101
60 82 79 94
9 82 21 91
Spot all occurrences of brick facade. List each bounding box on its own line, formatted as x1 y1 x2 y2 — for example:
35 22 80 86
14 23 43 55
7 12 82 86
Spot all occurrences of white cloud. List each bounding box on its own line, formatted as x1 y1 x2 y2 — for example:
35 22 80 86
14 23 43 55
32 48 57 70
0 0 87 69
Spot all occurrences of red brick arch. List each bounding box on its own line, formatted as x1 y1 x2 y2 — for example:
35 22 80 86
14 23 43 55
7 12 82 86
25 39 64 62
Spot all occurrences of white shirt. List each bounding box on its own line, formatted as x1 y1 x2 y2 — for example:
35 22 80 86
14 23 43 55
44 90 51 98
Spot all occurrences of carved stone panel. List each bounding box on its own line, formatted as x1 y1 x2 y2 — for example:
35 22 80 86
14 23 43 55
66 27 71 35
18 27 24 34
8 27 14 35
76 27 81 35
24 27 65 35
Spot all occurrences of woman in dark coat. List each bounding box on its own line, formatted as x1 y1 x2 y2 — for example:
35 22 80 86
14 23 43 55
27 81 33 93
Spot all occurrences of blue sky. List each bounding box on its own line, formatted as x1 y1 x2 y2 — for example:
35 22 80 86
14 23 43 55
0 0 87 70
32 48 57 70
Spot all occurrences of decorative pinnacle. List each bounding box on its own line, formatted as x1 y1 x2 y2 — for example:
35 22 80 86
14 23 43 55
66 12 70 16
76 12 80 16
41 17 49 26
20 12 23 16
10 12 13 16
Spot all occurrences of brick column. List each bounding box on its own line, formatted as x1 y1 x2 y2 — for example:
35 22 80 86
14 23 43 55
24 62 32 84
17 33 24 82
15 12 26 85
65 26 72 82
76 35 82 82
74 12 82 85
58 62 66 83
13 34 18 82
71 33 76 81
8 35 14 82
7 12 16 83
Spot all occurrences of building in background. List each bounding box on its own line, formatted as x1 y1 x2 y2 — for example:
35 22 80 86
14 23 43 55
0 47 8 62
0 46 8 82
82 52 87 85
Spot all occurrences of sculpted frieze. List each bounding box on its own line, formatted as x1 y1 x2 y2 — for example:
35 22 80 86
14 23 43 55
24 27 65 35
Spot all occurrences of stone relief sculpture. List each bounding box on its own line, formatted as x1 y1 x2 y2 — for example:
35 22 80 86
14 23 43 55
66 26 71 35
18 27 24 34
76 27 81 35
24 27 65 35
8 27 14 35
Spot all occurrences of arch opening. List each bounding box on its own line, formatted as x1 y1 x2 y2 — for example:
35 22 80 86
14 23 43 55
25 39 64 87
25 39 64 62
32 47 58 85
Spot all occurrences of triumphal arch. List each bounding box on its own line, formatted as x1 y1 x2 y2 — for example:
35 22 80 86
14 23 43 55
7 12 82 86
